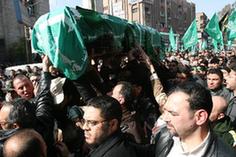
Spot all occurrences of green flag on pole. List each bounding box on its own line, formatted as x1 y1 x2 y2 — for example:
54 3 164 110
169 27 176 51
227 40 232 50
201 40 207 50
227 10 236 41
181 19 198 50
212 39 218 52
219 11 229 33
190 45 197 55
205 13 223 46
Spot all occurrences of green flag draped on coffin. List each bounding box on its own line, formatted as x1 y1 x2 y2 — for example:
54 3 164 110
31 7 88 80
32 7 163 80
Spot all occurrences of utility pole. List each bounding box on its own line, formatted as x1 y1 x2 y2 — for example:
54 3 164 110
24 26 32 63
91 0 96 10
164 0 168 28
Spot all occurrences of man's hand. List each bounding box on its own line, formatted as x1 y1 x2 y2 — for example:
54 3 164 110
33 80 39 96
42 55 51 72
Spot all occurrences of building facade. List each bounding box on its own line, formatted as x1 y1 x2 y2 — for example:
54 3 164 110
103 0 195 35
196 12 208 45
0 0 49 63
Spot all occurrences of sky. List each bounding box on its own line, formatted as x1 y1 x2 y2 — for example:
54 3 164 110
191 0 235 18
49 0 83 11
49 0 236 18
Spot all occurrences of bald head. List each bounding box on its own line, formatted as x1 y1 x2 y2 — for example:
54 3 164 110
0 102 13 130
3 129 47 157
209 96 227 122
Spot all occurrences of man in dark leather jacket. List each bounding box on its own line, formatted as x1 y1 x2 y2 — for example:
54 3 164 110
155 126 236 157
82 96 147 157
10 56 55 156
154 82 236 157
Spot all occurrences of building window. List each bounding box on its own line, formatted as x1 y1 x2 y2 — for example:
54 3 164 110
167 8 170 16
21 0 35 17
103 6 108 11
167 1 171 6
132 8 138 13
160 11 165 17
0 39 5 53
145 7 151 14
178 5 182 14
160 22 165 28
27 6 35 17
146 15 151 25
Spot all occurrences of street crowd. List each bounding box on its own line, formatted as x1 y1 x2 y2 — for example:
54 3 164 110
1 46 236 157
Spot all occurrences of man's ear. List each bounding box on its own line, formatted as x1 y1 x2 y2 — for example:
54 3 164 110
118 95 125 105
12 123 20 129
217 113 225 120
195 109 208 125
109 119 119 132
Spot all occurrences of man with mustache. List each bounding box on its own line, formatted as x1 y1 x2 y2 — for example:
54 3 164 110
155 82 236 157
81 96 147 157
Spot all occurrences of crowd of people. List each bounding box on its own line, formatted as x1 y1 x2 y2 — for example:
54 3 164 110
0 46 236 157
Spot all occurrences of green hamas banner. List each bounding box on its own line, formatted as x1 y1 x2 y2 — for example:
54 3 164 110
181 19 198 50
205 13 223 46
75 6 162 61
201 40 207 50
32 7 162 80
227 10 236 41
31 7 88 80
212 39 218 52
169 27 176 51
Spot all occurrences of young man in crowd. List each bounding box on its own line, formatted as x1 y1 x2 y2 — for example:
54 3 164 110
207 68 231 101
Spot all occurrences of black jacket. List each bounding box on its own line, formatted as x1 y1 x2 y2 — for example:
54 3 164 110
0 72 55 157
87 131 147 157
154 127 236 157
32 72 55 156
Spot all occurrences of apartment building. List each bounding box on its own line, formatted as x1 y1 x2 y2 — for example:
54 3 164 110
0 0 49 63
103 0 195 35
196 12 208 43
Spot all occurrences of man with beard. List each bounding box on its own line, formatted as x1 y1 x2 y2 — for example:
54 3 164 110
155 82 236 157
81 96 146 157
